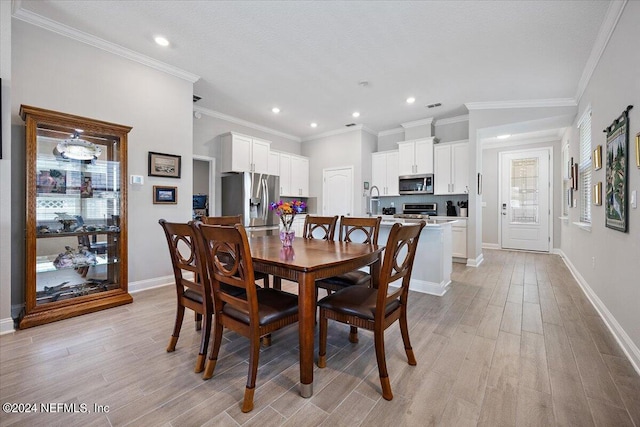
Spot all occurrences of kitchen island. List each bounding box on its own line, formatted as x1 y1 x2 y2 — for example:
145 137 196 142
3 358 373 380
378 216 454 296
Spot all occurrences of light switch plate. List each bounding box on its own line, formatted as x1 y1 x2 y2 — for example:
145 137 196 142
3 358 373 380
130 175 144 185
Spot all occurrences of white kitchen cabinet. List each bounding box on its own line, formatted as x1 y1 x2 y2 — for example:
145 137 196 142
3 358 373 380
397 137 435 176
220 132 271 174
451 220 467 259
268 151 280 176
292 215 307 236
371 151 399 196
279 153 309 197
434 140 469 195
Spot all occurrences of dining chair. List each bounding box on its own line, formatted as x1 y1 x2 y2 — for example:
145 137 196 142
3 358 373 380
302 215 338 240
159 219 212 373
315 216 382 342
317 221 425 401
196 223 299 413
202 215 270 288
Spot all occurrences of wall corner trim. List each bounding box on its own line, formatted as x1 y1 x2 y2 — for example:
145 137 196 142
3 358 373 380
12 6 200 83
556 249 640 376
466 252 484 268
0 317 15 335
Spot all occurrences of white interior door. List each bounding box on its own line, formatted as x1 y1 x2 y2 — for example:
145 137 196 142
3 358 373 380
500 148 551 252
323 166 353 216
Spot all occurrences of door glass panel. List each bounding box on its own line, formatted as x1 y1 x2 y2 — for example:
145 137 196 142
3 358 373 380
509 157 539 224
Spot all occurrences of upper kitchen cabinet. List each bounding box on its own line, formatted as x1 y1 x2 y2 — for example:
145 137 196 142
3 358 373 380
371 151 399 196
220 132 271 173
434 140 469 195
19 105 132 329
268 151 280 176
279 153 309 197
397 137 435 176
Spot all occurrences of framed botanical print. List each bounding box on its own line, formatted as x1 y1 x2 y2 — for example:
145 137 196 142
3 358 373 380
604 106 632 232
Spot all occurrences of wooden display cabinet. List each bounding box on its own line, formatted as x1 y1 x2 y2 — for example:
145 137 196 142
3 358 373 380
19 105 132 328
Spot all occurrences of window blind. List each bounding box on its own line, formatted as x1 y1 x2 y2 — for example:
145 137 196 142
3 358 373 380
578 111 592 223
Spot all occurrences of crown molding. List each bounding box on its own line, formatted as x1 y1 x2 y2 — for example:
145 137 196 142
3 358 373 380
400 117 434 129
12 7 200 83
466 98 577 110
378 127 404 137
435 115 469 126
482 135 562 150
193 106 301 142
302 124 372 142
361 125 377 136
575 0 627 103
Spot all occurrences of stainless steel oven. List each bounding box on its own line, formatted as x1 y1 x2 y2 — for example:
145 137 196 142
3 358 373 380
398 174 434 195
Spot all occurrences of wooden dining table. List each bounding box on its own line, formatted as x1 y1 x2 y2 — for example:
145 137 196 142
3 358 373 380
248 235 384 397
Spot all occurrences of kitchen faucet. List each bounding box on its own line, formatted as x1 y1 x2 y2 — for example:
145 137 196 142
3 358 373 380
368 185 380 216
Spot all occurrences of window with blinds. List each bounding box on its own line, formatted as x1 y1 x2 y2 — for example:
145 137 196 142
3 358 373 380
578 110 592 223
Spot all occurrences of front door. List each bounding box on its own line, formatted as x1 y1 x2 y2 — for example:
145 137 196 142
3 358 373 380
500 148 551 252
323 166 353 217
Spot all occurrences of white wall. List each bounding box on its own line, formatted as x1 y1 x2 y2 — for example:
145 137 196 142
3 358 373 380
560 1 640 367
302 129 375 216
192 113 301 215
482 140 563 248
0 0 13 332
435 120 469 143
9 21 194 317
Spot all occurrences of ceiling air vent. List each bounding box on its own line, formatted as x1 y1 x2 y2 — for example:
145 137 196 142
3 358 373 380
345 123 356 127
426 102 442 109
193 95 202 103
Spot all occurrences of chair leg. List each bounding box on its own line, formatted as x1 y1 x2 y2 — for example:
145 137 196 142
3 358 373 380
261 334 272 347
195 312 212 373
374 327 393 400
242 333 261 413
273 276 282 290
349 326 359 343
195 312 202 331
203 320 223 380
317 309 328 368
399 307 417 366
167 304 185 352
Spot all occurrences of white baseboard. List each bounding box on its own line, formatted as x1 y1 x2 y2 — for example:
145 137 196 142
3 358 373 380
128 275 174 294
556 249 640 376
466 252 484 268
0 317 15 335
482 243 500 250
393 279 451 296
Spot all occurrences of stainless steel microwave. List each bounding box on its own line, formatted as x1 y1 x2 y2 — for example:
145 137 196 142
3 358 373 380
399 174 434 195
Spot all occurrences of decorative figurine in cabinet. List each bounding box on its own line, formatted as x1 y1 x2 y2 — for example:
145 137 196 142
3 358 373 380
19 105 132 328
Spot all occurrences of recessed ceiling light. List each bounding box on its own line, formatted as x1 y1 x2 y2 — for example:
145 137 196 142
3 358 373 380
272 107 280 114
497 134 511 139
154 36 170 47
310 123 318 128
352 112 360 118
406 97 416 104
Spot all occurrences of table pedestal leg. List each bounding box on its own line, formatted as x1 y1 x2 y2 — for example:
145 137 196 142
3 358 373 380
298 272 315 397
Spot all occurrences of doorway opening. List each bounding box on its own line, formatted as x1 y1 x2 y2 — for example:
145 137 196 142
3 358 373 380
193 155 215 219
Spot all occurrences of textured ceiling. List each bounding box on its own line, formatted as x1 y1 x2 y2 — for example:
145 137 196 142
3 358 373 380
17 0 611 140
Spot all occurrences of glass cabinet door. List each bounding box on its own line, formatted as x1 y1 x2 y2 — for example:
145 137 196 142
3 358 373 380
20 105 132 328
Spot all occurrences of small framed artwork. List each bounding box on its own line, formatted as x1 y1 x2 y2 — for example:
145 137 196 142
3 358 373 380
153 185 177 204
593 182 602 206
593 145 602 170
477 173 483 195
572 163 579 190
148 151 181 178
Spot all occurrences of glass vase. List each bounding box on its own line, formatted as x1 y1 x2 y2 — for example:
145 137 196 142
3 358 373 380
279 228 295 247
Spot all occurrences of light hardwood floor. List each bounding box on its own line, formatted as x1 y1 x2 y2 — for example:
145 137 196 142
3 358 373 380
1 250 639 426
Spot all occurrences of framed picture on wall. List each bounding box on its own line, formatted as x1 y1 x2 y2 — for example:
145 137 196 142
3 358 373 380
153 185 177 204
148 151 181 178
604 105 632 232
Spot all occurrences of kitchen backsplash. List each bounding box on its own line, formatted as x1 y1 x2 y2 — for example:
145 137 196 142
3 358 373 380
379 194 469 216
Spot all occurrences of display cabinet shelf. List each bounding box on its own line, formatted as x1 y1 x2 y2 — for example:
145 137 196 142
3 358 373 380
19 105 132 329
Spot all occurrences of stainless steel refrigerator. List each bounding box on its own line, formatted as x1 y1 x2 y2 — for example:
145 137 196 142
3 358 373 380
221 172 280 237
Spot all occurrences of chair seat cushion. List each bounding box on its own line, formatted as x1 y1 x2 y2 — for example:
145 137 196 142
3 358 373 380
223 288 298 326
317 271 370 289
183 288 203 303
317 286 400 321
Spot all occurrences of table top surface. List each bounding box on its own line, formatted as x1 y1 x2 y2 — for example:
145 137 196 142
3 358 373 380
249 235 383 272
